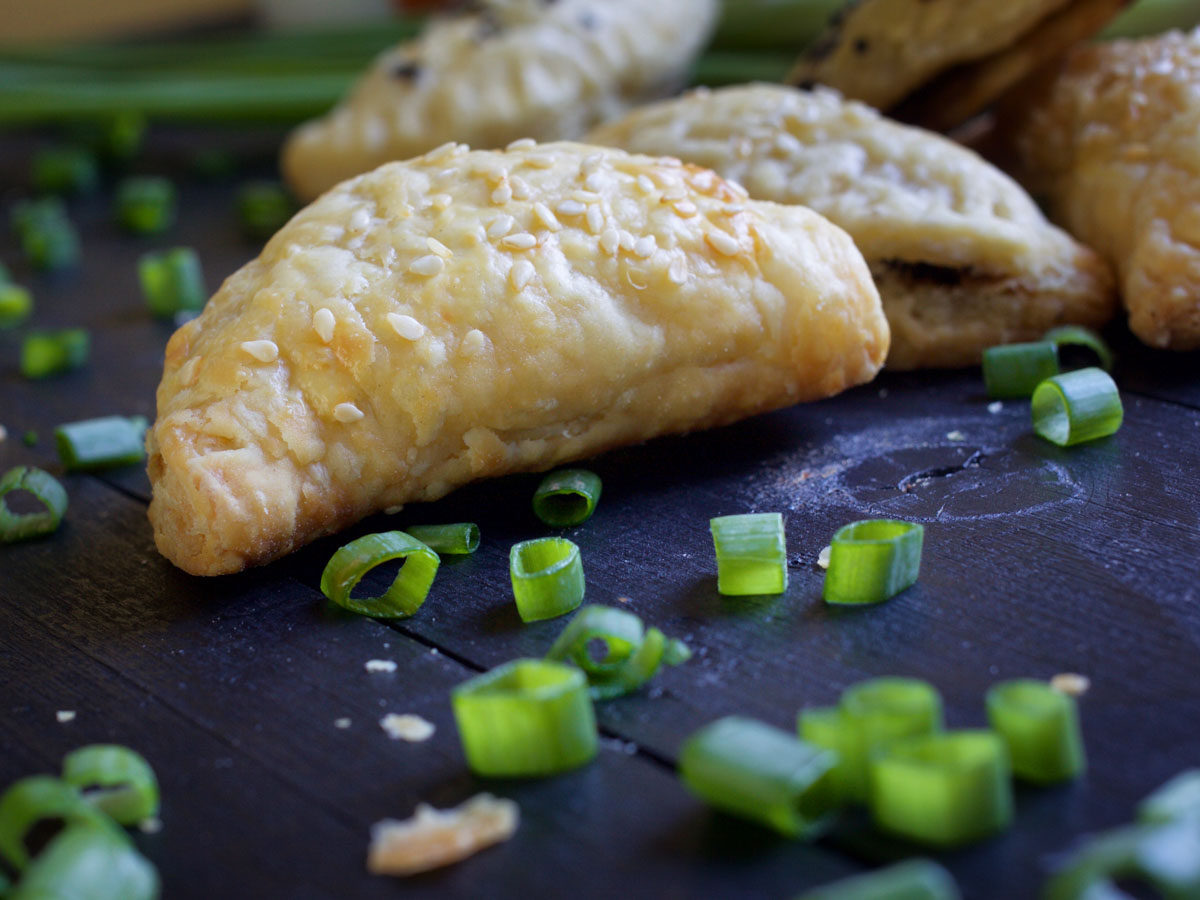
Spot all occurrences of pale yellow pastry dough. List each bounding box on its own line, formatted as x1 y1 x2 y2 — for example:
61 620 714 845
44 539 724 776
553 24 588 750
281 0 719 202
148 142 888 575
1001 29 1200 349
587 84 1115 369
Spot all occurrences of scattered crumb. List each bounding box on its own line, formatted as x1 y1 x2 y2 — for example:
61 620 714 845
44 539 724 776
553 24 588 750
56 710 75 723
817 546 831 569
384 505 404 515
380 714 435 742
1050 673 1091 697
616 596 631 604
946 430 966 441
429 648 438 655
138 817 163 834
987 401 1004 414
878 388 888 398
334 718 352 729
367 794 519 876
365 659 398 673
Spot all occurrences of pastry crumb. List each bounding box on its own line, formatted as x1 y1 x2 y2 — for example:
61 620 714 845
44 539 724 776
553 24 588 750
368 794 518 876
946 430 966 441
335 717 352 729
380 713 435 742
138 817 163 834
56 710 76 723
1050 672 1091 697
817 546 832 569
987 401 1004 414
365 659 397 673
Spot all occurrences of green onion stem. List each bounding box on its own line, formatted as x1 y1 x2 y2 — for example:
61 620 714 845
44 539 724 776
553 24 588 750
0 777 110 870
711 0 844 51
510 537 585 622
795 859 962 900
319 530 440 619
823 519 924 606
1101 0 1200 38
532 468 602 527
7 823 158 900
55 416 148 472
1139 769 1200 824
1032 367 1124 447
1044 818 1200 900
403 523 480 555
115 176 176 235
982 341 1060 399
61 745 159 826
1043 325 1114 371
0 466 68 543
986 679 1086 784
0 283 33 329
20 329 90 379
138 247 207 318
710 512 788 596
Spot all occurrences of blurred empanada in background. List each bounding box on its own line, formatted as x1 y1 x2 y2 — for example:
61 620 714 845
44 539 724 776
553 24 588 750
587 84 1115 369
281 0 719 202
1000 29 1200 349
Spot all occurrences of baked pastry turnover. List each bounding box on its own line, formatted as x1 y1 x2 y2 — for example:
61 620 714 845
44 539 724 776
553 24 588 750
148 142 888 575
281 0 719 201
587 84 1115 369
1001 28 1200 349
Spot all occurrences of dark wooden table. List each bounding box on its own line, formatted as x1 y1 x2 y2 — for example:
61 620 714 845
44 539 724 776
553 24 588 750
2 128 1199 900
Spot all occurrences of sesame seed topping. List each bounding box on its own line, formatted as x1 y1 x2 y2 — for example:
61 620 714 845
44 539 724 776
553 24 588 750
533 202 561 231
334 402 364 423
633 235 657 258
690 171 715 190
426 141 458 162
410 254 445 276
524 154 555 169
725 204 745 214
572 190 601 203
431 193 452 210
510 259 536 290
636 174 656 194
240 340 279 363
663 186 688 202
668 257 687 284
727 180 750 200
585 205 604 235
349 208 371 231
491 184 513 205
658 156 682 168
487 215 516 239
584 172 606 193
618 230 636 252
313 308 335 343
501 233 537 250
556 200 586 217
581 152 604 173
388 313 426 340
426 237 452 258
510 176 531 200
706 230 741 256
673 201 698 217
775 133 803 155
477 164 507 184
600 228 620 256
461 329 486 355
506 137 537 151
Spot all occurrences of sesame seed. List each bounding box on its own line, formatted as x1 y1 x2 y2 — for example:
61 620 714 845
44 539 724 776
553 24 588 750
533 202 561 231
572 190 601 203
555 200 586 217
313 308 335 343
510 176 531 200
426 237 452 258
388 313 426 340
636 174 656 194
56 710 75 723
349 208 371 231
581 152 604 173
725 204 745 213
506 137 536 151
491 184 513 205
461 329 486 355
510 260 536 290
673 201 698 217
334 402 364 423
585 205 604 234
410 254 445 276
775 133 803 155
584 172 606 193
431 193 452 210
1050 673 1091 697
365 659 398 673
663 186 687 202
600 228 620 256
619 230 636 251
501 233 537 250
379 713 435 742
658 156 682 168
487 215 516 239
478 164 507 184
426 141 458 162
817 546 832 569
240 340 279 363
690 170 715 190
524 153 555 169
727 180 750 200
668 257 687 284
633 235 656 258
706 229 741 256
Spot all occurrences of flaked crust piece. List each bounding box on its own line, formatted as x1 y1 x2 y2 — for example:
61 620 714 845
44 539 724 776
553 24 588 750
586 84 1115 369
148 141 888 575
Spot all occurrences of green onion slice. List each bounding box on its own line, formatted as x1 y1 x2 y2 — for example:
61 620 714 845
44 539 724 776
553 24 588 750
0 466 68 544
532 469 602 527
1140 769 1200 825
54 415 148 472
794 859 962 900
237 180 296 240
868 730 1014 848
823 519 924 606
20 328 90 379
1043 325 1114 371
986 679 1086 784
982 341 1060 399
679 716 839 839
319 530 440 618
709 512 787 596
0 776 111 870
31 146 99 196
1044 818 1200 900
115 176 176 235
138 247 207 318
403 523 479 555
510 537 585 622
8 823 158 900
61 745 160 826
1032 367 1124 447
451 658 598 777
0 284 33 329
545 604 690 699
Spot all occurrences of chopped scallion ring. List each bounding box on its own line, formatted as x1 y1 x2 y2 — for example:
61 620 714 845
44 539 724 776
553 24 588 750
12 198 80 271
823 519 924 606
510 537 585 622
982 341 1059 399
986 679 1086 784
20 328 90 379
1032 367 1123 447
9 823 158 900
0 283 33 329
0 466 68 544
1139 769 1200 824
0 776 110 870
451 658 598 777
545 604 690 699
794 859 962 900
62 745 160 826
115 176 176 235
403 523 479 555
1044 818 1200 900
138 247 207 318
54 416 148 472
237 180 296 240
709 512 787 596
868 730 1014 847
532 469 602 527
319 530 440 618
1043 325 1114 371
679 716 839 838
31 146 99 196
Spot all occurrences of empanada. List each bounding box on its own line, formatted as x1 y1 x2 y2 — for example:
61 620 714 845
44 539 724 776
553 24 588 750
999 29 1200 349
148 142 888 575
586 84 1115 369
280 0 719 202
789 0 1130 132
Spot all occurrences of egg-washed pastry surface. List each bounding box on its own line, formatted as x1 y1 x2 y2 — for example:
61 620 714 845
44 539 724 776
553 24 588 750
586 84 1115 369
1001 29 1200 349
149 141 888 576
281 0 719 202
789 0 1130 132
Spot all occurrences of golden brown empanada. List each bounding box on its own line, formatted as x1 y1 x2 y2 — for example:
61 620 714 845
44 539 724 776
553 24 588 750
148 142 888 575
586 84 1115 369
1000 29 1200 349
281 0 718 202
